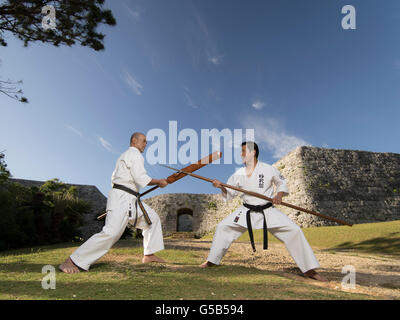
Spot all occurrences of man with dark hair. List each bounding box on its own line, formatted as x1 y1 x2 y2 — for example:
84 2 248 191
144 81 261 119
241 141 259 159
60 132 168 273
200 141 328 282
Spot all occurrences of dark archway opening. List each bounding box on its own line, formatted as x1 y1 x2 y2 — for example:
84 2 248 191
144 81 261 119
177 208 193 232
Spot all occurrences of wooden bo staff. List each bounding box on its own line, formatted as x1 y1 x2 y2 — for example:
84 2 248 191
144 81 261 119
97 151 222 220
160 165 353 227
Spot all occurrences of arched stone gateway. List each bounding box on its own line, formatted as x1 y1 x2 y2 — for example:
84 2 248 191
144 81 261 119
177 208 194 232
143 193 242 238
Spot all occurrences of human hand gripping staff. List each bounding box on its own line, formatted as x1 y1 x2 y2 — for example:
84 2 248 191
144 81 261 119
97 151 222 220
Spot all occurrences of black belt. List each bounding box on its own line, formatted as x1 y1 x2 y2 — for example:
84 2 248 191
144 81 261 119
112 184 152 227
243 202 273 252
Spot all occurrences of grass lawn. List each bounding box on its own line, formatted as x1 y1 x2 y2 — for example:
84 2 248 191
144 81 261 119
0 220 398 300
234 220 400 257
0 243 371 300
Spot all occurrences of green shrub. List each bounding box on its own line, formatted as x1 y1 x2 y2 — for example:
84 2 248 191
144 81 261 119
0 153 91 251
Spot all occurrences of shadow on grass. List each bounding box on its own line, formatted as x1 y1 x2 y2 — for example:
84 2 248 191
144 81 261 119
113 238 213 253
323 234 400 256
0 242 83 257
0 237 148 257
0 238 213 259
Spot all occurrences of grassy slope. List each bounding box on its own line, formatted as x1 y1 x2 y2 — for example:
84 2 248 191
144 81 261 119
235 220 400 256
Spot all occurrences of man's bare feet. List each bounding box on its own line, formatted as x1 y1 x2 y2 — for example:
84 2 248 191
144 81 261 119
200 261 217 268
142 254 166 263
303 269 329 282
59 257 80 274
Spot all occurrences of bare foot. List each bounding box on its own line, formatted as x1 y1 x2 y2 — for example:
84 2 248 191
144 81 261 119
59 257 80 274
200 261 217 268
142 254 166 263
303 269 329 282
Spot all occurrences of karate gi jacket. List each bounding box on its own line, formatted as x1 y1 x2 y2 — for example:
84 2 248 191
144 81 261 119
222 161 289 228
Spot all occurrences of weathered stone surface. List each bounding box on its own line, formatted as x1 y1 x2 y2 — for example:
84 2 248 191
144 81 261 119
143 193 242 238
272 146 400 227
11 146 400 238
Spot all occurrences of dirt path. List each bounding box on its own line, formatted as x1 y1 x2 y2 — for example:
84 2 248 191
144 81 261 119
164 239 400 299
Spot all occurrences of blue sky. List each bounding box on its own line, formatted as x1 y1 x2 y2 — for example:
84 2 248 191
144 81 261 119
1 0 400 198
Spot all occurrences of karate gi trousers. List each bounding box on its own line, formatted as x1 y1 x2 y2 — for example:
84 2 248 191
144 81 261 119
207 205 320 273
70 188 164 271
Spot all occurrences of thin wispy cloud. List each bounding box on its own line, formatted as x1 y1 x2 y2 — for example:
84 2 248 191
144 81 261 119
394 59 400 70
207 53 224 66
241 115 311 159
65 124 83 137
122 68 144 96
65 126 118 154
187 5 224 68
225 130 255 149
99 136 113 153
183 86 199 109
252 101 265 110
123 3 144 22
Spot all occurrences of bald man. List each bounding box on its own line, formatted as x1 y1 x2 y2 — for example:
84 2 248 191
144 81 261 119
60 132 168 273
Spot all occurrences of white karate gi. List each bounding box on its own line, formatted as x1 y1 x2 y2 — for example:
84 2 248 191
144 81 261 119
70 146 164 271
207 161 320 273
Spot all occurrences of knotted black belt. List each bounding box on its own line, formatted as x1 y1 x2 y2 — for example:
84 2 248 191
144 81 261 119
113 184 152 227
243 202 273 252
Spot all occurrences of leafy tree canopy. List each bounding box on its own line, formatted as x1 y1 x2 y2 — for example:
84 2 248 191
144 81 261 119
0 0 116 103
0 0 116 50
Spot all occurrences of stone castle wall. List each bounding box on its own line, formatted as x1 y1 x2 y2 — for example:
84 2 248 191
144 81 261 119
272 146 400 227
11 146 400 238
142 193 242 238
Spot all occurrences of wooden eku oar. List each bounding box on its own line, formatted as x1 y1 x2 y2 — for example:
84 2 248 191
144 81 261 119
160 164 353 227
97 151 222 220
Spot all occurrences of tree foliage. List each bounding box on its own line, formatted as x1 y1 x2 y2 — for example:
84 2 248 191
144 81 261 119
0 153 92 251
0 151 10 184
0 0 116 103
0 78 28 102
0 0 116 50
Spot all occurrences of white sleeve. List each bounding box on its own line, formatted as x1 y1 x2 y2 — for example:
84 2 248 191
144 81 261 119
271 167 289 195
222 174 239 202
129 153 152 189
